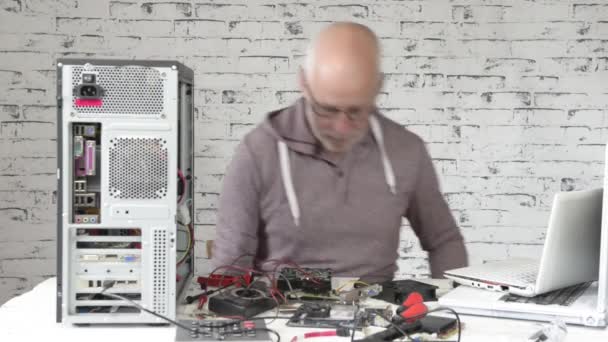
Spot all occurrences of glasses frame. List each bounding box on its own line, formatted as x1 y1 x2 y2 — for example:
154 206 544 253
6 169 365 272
302 78 375 122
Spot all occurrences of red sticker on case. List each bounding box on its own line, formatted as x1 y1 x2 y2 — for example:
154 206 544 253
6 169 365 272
75 98 102 107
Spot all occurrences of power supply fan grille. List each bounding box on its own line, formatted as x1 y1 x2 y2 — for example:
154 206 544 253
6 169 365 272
152 229 168 315
108 138 168 200
71 65 165 115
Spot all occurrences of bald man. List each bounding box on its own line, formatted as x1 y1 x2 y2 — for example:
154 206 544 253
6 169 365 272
211 22 467 282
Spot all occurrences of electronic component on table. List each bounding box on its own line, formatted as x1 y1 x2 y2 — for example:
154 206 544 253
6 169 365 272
419 315 458 337
363 307 394 328
373 279 438 305
175 319 273 342
354 320 422 341
197 273 252 288
277 268 332 295
286 303 363 329
208 287 278 318
338 284 383 304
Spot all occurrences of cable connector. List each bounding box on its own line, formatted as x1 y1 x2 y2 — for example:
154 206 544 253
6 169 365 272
177 203 191 225
335 327 351 337
102 280 116 291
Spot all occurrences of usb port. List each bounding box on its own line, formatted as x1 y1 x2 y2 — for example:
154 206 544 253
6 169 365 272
74 180 86 192
74 193 96 207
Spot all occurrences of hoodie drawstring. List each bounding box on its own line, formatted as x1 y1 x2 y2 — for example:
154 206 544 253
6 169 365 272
279 141 301 226
278 116 397 226
369 116 397 195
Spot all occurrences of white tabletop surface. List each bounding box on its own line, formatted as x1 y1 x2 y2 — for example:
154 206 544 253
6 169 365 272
1 277 607 342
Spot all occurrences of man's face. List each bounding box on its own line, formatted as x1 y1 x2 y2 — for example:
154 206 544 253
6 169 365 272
301 71 378 154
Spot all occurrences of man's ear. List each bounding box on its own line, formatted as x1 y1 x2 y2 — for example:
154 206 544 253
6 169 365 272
297 67 307 97
376 72 384 94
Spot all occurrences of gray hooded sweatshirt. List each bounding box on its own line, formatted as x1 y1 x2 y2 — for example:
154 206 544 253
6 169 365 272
211 98 467 282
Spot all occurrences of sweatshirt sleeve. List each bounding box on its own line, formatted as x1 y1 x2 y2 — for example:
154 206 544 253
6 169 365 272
405 141 468 278
211 139 262 271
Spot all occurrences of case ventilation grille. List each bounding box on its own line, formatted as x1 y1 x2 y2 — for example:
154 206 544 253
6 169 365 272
71 65 165 116
109 137 168 200
152 228 168 315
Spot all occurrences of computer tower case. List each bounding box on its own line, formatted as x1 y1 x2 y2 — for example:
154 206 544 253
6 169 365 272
56 59 194 324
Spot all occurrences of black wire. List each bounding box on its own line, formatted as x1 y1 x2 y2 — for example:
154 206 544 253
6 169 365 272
252 316 292 320
351 304 359 342
104 291 285 341
100 284 460 342
258 299 282 325
362 307 461 342
378 312 410 341
404 307 461 342
257 327 281 342
100 292 196 332
428 307 461 342
185 282 235 304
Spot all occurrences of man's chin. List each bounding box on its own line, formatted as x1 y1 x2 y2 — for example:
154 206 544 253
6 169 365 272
321 139 352 153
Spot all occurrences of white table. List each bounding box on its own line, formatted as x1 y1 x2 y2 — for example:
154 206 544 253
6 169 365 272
1 278 607 341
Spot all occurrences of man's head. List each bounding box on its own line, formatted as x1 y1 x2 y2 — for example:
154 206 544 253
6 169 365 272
298 22 382 154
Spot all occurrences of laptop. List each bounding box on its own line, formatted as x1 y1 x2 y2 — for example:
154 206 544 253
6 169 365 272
445 188 603 298
439 146 608 326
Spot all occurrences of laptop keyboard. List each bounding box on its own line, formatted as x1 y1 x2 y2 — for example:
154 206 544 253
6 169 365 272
501 282 591 306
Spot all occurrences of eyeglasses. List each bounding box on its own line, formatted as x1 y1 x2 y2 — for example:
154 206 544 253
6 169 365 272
303 80 374 122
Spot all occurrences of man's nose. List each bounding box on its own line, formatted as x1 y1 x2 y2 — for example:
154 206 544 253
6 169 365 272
332 111 354 135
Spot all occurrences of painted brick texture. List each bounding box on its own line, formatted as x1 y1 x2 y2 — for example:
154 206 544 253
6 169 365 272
1 0 608 304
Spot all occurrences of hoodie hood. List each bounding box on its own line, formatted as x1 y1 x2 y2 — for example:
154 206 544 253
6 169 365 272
260 97 396 226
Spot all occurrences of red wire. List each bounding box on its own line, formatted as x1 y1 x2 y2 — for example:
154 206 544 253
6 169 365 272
177 169 186 204
208 265 275 289
304 331 338 338
291 330 338 342
272 288 287 304
268 290 280 307
208 265 253 291
208 264 282 305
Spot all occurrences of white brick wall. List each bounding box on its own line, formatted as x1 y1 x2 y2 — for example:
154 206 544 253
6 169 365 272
1 0 608 304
